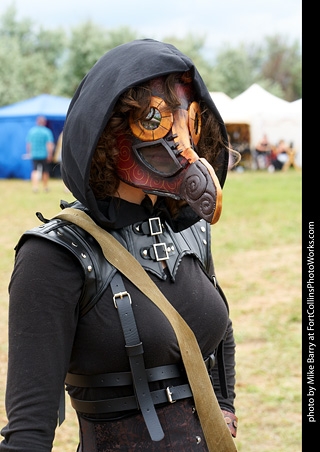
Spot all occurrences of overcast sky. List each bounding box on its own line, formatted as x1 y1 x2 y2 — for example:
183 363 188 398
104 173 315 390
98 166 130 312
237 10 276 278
1 0 302 58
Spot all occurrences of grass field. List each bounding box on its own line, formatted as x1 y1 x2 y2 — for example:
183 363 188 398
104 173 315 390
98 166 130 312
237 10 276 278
0 170 302 451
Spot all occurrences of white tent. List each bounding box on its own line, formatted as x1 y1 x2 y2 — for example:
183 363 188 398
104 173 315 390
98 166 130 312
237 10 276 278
214 84 302 166
288 98 302 166
210 92 232 111
211 91 251 124
291 98 302 112
232 83 290 111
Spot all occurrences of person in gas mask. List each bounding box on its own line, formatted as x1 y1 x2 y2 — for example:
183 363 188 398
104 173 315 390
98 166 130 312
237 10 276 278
1 40 239 452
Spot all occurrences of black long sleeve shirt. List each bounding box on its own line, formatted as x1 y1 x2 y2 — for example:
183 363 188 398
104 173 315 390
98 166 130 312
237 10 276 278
0 203 236 451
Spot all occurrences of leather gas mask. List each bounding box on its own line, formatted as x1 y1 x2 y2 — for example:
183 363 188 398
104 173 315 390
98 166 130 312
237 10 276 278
116 74 222 224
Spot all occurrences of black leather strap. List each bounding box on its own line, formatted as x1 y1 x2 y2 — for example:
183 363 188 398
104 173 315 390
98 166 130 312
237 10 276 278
67 357 215 418
66 363 182 387
217 338 229 399
58 385 65 426
70 383 192 414
110 272 164 441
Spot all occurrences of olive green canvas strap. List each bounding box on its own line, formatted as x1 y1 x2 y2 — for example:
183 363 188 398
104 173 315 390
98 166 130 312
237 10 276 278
54 208 237 452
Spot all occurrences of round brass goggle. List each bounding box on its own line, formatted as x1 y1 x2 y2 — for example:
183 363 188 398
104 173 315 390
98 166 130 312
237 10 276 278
129 96 201 145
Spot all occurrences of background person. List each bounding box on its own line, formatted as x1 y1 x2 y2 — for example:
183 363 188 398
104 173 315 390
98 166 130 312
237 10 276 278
26 116 54 192
254 133 272 169
269 139 289 171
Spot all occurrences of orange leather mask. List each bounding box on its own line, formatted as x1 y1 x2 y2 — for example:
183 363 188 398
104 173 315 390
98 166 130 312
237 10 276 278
116 75 222 224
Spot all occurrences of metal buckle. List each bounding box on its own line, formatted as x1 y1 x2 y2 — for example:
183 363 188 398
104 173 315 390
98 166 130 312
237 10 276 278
113 291 132 309
166 387 176 403
205 353 216 371
212 275 217 288
153 243 169 261
149 217 163 236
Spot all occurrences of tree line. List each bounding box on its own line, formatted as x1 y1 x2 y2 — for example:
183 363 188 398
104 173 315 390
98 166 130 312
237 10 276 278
0 5 302 108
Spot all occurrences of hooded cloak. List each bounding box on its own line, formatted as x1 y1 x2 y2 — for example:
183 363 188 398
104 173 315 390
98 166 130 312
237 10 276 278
61 39 229 228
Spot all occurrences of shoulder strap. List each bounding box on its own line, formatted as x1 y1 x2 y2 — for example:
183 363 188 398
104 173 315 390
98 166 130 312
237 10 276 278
53 208 237 452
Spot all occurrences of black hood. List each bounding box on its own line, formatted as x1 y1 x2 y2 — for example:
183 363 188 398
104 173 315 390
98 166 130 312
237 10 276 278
61 39 229 228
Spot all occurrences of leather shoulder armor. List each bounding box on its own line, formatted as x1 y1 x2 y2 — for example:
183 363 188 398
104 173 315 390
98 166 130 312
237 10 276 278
18 212 212 317
17 218 117 317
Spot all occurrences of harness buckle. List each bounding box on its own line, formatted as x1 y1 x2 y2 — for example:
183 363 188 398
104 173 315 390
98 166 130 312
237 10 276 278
153 243 169 261
149 217 163 236
166 386 176 403
113 291 132 309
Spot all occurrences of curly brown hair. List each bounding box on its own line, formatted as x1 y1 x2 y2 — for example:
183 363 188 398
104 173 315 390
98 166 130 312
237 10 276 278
89 73 234 213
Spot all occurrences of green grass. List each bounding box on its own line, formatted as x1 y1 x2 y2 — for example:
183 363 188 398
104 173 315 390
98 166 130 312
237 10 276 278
0 170 302 451
212 170 302 255
212 170 302 452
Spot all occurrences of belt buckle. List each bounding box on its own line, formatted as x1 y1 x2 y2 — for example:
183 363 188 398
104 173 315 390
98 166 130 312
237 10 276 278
149 217 162 236
153 243 169 261
113 291 132 309
166 386 176 403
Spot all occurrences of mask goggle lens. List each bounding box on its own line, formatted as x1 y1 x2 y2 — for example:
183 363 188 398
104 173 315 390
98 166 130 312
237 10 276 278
188 101 201 145
129 97 173 141
133 140 182 176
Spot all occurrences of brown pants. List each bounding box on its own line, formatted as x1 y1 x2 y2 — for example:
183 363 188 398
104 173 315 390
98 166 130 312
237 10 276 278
77 398 209 451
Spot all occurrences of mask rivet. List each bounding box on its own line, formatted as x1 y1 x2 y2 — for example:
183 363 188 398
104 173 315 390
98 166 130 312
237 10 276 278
81 253 87 259
87 265 93 272
203 240 207 245
201 226 206 232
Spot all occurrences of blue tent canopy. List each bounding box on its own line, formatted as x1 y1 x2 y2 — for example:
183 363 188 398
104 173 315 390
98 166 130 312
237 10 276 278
0 94 70 179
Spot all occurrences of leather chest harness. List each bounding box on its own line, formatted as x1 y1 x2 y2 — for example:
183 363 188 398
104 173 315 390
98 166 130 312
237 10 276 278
19 207 229 441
